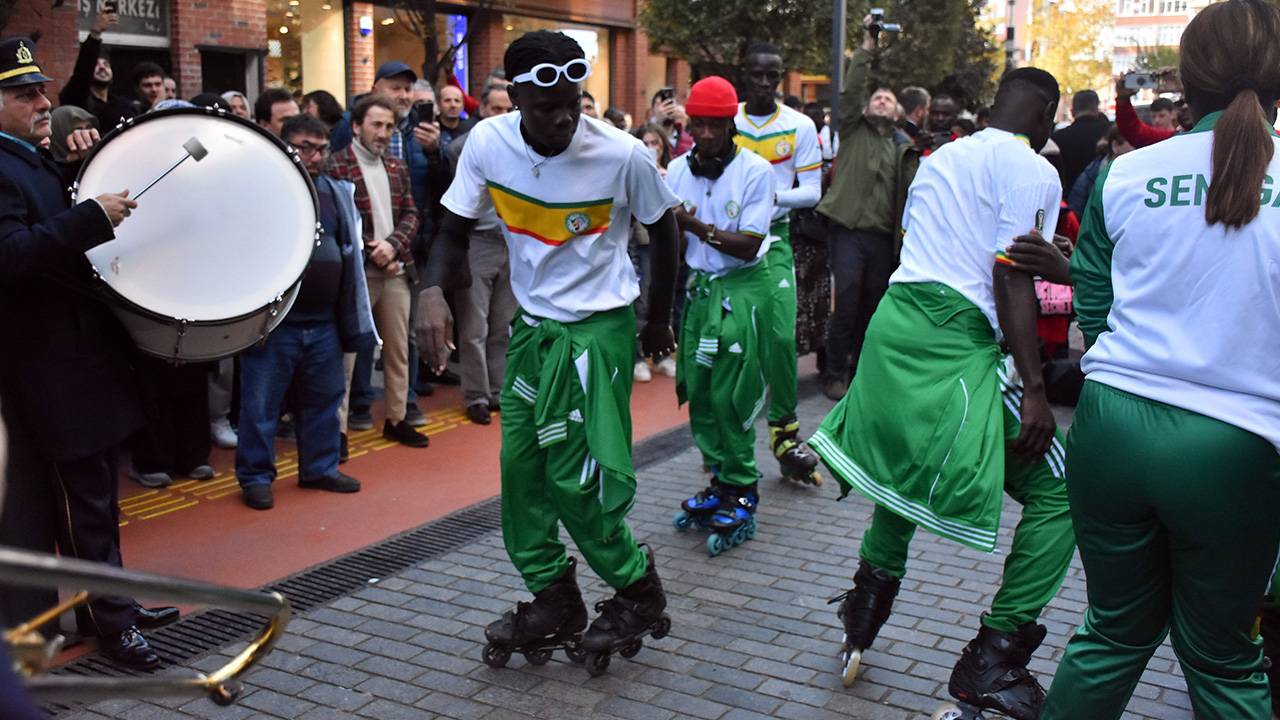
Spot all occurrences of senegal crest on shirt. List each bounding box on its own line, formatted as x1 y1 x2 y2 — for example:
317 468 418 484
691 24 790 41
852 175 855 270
735 128 796 165
725 200 741 219
487 181 613 246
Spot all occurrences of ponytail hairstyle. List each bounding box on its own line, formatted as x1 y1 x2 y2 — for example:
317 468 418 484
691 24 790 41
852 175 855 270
1179 0 1280 229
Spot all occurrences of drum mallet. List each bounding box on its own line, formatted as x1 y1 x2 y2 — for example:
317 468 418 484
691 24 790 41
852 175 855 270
133 137 209 201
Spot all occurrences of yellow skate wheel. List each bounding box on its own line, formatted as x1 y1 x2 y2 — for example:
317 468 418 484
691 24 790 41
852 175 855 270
840 648 862 687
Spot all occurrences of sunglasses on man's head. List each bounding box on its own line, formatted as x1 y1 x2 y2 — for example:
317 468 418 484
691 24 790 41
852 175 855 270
512 59 592 88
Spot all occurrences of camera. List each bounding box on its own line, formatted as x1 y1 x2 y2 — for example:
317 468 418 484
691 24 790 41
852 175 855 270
1124 72 1158 91
869 8 903 37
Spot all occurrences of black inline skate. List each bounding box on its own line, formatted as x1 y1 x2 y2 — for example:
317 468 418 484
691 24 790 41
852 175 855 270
482 557 588 669
828 560 901 687
769 416 822 486
932 621 1048 720
579 545 671 677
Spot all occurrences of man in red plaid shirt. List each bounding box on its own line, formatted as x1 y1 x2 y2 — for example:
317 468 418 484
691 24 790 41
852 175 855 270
326 95 430 448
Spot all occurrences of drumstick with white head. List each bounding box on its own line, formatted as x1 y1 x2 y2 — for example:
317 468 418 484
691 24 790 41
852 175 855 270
133 137 209 201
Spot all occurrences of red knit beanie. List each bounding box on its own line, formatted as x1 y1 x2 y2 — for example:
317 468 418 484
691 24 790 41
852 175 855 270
685 76 739 119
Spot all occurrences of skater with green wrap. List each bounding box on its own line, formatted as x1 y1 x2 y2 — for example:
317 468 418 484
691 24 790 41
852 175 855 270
1039 3 1280 718
808 67 1076 720
416 31 681 676
664 77 776 557
733 42 824 486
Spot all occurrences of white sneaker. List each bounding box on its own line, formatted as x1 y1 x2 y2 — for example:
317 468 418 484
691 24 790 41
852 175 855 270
656 357 677 377
633 361 652 383
210 417 238 449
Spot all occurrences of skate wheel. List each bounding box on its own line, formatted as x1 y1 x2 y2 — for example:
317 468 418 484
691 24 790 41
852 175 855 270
619 641 642 659
930 703 969 720
564 642 587 664
840 648 862 687
673 511 693 531
706 533 726 556
651 615 671 640
524 648 552 666
482 643 511 669
810 471 823 486
584 652 610 677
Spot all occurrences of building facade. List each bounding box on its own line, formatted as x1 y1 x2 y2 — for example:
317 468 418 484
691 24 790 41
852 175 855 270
5 0 687 122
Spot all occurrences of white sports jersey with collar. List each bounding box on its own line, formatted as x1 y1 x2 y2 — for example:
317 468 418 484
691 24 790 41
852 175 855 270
734 102 822 222
442 113 680 323
666 148 775 278
890 127 1062 334
1077 119 1280 452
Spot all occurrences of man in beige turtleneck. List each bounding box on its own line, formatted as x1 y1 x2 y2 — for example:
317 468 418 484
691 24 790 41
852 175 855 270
326 95 429 448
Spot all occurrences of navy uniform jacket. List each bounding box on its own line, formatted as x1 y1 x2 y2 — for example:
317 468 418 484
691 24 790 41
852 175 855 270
0 134 143 462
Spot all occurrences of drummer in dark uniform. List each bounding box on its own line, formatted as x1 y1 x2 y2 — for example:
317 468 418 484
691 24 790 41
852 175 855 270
0 36 176 669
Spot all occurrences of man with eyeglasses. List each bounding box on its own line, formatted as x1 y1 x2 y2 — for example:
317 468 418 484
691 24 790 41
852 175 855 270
417 30 682 670
234 113 375 511
0 36 179 670
733 41 824 487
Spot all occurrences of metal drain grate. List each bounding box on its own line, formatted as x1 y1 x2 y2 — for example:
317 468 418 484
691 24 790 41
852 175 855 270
44 425 702 715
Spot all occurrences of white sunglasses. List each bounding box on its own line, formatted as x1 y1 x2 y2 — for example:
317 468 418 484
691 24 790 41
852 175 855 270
512 58 592 87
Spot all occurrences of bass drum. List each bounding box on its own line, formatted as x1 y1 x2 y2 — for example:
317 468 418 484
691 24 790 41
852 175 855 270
72 106 318 362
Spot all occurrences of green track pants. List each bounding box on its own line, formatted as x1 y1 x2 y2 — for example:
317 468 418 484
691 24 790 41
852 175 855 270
762 222 798 424
498 306 648 594
858 379 1074 633
677 263 772 487
1043 381 1280 720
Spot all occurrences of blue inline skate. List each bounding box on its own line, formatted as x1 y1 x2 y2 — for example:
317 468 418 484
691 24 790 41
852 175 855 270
673 480 758 556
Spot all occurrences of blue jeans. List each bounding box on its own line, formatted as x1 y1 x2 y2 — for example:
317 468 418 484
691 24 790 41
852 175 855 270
237 321 345 488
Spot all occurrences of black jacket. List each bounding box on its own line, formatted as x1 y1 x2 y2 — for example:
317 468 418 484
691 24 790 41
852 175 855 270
1051 114 1111 200
0 136 144 462
57 36 141 132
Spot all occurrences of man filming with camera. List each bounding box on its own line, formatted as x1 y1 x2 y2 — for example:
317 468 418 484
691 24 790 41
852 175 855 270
817 13 921 401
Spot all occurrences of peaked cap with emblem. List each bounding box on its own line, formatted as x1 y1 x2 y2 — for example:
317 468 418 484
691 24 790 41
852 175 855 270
0 37 53 88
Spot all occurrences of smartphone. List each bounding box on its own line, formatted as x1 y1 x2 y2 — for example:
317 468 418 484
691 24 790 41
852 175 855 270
413 100 434 123
1124 72 1157 91
657 87 675 104
103 0 119 13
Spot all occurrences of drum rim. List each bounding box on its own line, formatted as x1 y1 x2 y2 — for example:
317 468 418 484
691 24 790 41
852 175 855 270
72 105 320 318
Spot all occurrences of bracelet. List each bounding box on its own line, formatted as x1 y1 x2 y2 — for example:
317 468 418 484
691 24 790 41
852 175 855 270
705 225 719 246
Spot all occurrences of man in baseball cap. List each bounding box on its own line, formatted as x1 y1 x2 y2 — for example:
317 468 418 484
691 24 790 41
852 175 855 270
666 76 779 556
0 36 179 670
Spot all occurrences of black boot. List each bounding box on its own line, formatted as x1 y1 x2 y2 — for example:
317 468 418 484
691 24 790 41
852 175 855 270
579 545 671 675
947 620 1048 720
829 560 901 686
485 558 588 648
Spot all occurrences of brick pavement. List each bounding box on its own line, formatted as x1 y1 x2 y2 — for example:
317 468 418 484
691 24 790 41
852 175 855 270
64 392 1192 720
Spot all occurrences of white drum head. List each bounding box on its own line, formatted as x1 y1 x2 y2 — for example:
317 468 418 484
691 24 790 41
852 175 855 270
76 110 316 322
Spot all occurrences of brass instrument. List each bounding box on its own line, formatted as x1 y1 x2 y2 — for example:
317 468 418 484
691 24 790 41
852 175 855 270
0 546 290 706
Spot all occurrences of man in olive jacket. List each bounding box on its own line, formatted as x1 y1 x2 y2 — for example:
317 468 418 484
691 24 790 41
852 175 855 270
818 14 921 401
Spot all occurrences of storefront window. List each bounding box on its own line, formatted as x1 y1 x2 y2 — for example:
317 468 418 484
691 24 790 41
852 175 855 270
373 6 468 89
267 0 346 105
502 15 611 109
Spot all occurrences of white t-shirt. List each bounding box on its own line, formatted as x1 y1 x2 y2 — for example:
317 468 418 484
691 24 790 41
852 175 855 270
665 149 775 277
1080 122 1280 452
734 103 822 222
443 113 680 322
891 127 1062 334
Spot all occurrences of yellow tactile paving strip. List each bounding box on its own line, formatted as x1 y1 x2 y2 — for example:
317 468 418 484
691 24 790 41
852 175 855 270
116 407 473 527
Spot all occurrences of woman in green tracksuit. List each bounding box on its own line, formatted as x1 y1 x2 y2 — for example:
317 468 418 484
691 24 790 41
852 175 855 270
1040 2 1280 718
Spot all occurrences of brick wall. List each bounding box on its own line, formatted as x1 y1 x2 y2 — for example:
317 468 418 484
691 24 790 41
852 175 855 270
466 11 505 95
172 0 267 98
347 1 374 98
3 1 80 101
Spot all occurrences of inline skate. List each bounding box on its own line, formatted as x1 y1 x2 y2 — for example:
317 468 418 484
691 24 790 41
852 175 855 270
932 621 1048 720
829 560 901 686
580 545 671 677
482 557 588 669
770 417 822 486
